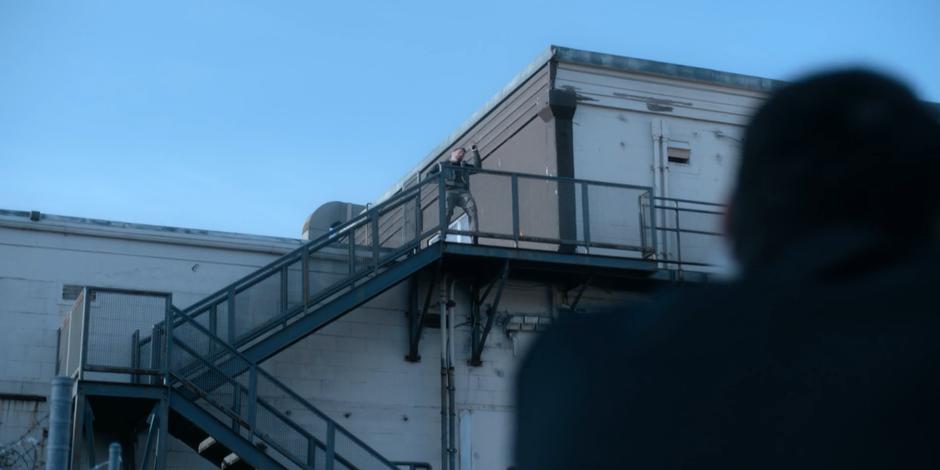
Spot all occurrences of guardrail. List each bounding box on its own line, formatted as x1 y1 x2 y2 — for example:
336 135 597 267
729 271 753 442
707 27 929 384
56 287 172 384
169 308 397 469
641 196 725 270
151 167 661 351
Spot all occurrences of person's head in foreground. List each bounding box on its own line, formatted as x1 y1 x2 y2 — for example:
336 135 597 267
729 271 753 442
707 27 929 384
514 70 940 470
728 69 940 273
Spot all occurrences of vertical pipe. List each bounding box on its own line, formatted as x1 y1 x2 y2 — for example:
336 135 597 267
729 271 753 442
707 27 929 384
46 377 72 470
651 120 669 263
659 124 672 261
439 276 449 470
107 442 121 470
447 280 457 470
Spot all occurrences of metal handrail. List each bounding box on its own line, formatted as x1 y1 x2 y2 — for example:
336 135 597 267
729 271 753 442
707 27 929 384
179 168 652 319
182 179 430 316
169 308 398 469
643 195 727 269
139 168 669 355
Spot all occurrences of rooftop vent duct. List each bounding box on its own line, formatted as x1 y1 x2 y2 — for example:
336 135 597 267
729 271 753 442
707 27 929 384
301 201 366 240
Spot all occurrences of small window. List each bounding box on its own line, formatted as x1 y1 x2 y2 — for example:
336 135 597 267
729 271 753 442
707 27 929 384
667 146 691 164
62 284 83 301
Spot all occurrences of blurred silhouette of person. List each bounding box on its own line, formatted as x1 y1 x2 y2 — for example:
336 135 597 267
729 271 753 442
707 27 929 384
429 145 481 243
515 70 940 469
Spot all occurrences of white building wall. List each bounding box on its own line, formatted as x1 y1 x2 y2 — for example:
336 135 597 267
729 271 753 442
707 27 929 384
0 213 554 469
557 63 764 269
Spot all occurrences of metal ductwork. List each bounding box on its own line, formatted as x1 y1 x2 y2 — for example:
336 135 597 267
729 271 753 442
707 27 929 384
301 201 366 240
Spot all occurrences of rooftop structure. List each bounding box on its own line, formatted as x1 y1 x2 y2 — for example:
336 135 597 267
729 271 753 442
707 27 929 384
1 45 759 470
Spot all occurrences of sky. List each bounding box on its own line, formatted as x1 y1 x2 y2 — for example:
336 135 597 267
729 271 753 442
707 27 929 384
1 0 938 239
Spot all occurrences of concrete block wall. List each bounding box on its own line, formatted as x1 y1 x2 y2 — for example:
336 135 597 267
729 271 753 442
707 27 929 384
0 214 574 469
0 214 297 468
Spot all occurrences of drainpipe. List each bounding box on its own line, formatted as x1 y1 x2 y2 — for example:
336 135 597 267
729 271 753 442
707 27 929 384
447 280 458 470
46 377 73 470
439 276 450 470
652 120 671 261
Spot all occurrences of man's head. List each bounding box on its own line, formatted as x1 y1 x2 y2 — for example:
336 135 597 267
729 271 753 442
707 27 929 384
449 147 467 163
728 70 940 271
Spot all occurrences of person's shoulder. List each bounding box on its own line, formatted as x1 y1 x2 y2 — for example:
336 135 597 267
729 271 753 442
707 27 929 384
519 281 738 374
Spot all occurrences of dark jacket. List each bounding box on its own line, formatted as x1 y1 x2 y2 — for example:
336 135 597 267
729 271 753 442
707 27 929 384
427 149 481 190
515 229 940 469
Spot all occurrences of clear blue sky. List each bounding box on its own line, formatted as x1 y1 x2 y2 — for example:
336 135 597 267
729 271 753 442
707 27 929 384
2 1 938 238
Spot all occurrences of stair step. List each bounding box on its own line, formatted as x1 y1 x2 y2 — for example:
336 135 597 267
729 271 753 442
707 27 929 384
198 436 217 454
199 436 236 464
222 452 257 470
220 452 241 469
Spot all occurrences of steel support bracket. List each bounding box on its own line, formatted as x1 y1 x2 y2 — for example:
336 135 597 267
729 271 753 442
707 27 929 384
565 275 593 314
470 260 510 366
406 261 441 362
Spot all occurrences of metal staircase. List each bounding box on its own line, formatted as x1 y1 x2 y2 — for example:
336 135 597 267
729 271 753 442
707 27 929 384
165 308 398 469
58 166 724 469
152 175 446 469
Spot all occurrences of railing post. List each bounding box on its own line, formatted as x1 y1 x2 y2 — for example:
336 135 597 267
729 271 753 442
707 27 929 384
437 168 447 241
371 210 380 271
231 385 241 434
674 204 683 273
227 288 236 344
638 193 649 257
280 265 289 315
511 174 520 248
580 183 591 253
347 231 356 275
307 436 317 469
325 421 336 470
247 364 258 436
415 192 423 246
131 330 140 384
209 305 218 355
650 195 660 261
149 325 163 385
79 287 91 381
302 248 311 308
164 293 173 385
